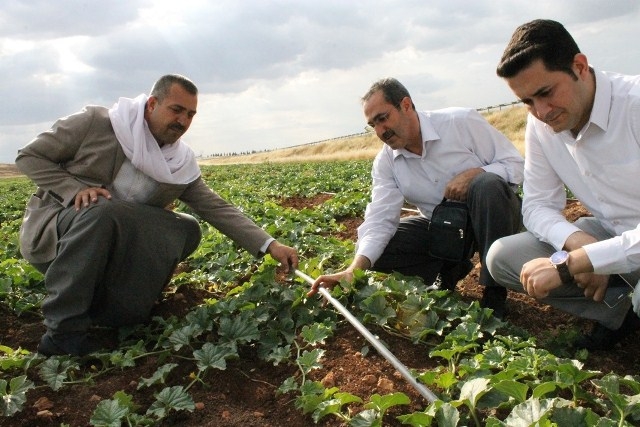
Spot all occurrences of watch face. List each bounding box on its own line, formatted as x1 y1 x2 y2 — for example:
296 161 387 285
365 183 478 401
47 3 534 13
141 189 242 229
551 250 569 265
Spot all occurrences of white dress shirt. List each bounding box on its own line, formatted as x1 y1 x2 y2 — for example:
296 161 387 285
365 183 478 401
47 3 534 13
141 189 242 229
521 69 640 274
356 108 524 266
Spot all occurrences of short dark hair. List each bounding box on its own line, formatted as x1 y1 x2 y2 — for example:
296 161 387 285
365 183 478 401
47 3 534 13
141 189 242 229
150 74 198 101
497 19 580 79
362 77 416 110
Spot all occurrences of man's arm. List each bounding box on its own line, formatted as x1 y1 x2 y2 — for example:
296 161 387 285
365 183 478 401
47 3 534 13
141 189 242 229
16 106 121 207
444 167 484 201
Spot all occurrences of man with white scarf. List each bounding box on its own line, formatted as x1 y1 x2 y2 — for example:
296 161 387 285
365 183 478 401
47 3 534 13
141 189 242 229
15 74 298 356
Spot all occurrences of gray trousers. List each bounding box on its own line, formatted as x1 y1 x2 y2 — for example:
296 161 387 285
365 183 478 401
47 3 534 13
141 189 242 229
373 173 522 287
34 199 202 334
486 217 635 330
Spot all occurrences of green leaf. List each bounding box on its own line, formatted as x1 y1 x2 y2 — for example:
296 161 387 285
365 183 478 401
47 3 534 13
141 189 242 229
0 375 35 417
297 348 325 375
350 408 381 427
458 377 491 411
311 393 362 423
193 342 238 372
550 406 602 427
503 398 558 426
361 294 396 326
218 313 261 344
365 392 410 412
277 376 299 394
434 371 457 390
168 324 203 350
435 402 460 427
146 386 195 419
38 357 79 391
300 322 333 345
532 381 558 399
397 410 433 426
89 399 130 427
492 380 529 403
137 363 178 389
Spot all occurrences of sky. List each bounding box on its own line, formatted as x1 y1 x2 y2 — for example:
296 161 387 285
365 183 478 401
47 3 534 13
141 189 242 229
1 1 639 163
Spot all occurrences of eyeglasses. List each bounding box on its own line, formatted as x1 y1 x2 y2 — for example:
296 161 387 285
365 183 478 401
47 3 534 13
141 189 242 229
365 110 392 132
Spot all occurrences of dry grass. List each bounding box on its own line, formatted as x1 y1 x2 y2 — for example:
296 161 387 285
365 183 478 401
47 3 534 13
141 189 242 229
200 106 527 166
199 132 382 165
484 106 527 154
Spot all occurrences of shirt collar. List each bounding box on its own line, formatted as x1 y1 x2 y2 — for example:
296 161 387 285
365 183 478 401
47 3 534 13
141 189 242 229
589 68 611 132
392 111 440 159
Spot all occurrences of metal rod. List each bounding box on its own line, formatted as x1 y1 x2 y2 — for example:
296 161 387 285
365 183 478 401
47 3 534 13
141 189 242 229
294 269 439 403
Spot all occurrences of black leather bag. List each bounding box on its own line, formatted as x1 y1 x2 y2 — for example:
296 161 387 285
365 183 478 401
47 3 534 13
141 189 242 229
428 198 473 262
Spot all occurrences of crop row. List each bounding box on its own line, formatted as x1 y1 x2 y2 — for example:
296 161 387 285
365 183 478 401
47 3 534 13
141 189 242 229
1 161 639 426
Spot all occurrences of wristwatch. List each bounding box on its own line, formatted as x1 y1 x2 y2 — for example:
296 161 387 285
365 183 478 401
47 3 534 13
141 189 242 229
550 250 574 284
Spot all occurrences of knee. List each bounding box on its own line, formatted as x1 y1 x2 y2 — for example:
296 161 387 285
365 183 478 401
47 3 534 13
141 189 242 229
468 173 510 199
177 213 202 258
486 238 510 279
80 199 132 223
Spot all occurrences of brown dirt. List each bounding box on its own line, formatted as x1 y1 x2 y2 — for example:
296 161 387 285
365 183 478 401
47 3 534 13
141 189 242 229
2 195 639 427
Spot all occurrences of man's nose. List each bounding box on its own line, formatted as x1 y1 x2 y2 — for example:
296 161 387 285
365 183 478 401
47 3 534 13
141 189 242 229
533 99 552 119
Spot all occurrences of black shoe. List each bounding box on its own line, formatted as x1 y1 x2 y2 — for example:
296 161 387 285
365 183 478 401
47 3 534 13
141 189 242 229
480 287 508 320
574 308 640 351
438 260 474 291
37 332 102 357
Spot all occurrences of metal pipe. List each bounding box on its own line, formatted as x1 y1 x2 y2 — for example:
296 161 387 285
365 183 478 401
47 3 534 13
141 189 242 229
294 269 439 403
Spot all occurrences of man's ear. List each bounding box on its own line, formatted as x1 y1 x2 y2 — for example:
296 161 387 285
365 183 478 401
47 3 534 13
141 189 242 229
399 96 411 111
573 53 590 78
146 96 158 112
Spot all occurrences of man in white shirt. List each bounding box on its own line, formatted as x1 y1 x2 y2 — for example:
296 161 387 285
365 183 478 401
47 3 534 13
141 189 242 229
487 19 640 350
310 78 524 317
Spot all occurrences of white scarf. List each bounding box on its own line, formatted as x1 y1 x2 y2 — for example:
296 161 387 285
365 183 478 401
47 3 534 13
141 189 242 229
108 94 201 185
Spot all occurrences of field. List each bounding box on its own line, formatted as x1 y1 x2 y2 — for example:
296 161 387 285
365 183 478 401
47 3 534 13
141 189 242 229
2 109 640 426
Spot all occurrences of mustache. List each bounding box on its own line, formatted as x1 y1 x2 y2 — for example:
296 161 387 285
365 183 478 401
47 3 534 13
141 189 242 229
543 110 561 123
382 130 395 140
170 123 186 132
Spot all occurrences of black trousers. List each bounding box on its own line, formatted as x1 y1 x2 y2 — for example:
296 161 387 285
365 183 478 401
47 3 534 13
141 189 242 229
372 173 522 288
34 199 202 335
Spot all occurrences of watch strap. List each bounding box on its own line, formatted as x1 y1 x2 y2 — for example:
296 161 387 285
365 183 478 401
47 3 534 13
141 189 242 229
554 262 574 284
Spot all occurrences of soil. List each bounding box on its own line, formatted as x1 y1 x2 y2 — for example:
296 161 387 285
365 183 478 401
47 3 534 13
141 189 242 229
2 193 639 427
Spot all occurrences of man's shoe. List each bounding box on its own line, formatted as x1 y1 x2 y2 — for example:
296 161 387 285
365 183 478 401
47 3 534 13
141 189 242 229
37 333 102 357
438 260 474 291
480 287 508 320
574 308 640 351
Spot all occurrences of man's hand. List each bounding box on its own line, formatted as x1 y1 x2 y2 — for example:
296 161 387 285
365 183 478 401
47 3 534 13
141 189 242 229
266 241 298 273
520 256 609 302
307 255 370 297
308 270 354 297
520 257 563 298
74 187 112 211
574 272 609 302
444 168 484 201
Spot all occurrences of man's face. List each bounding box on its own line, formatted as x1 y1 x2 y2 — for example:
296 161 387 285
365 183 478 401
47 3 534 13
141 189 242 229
145 84 197 147
363 90 413 151
505 57 593 135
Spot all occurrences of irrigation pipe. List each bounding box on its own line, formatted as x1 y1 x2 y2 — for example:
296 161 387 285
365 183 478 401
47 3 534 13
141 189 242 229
294 269 439 403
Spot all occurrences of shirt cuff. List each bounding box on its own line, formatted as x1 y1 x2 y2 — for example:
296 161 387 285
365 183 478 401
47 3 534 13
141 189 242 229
584 237 631 274
549 221 582 251
260 238 276 256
